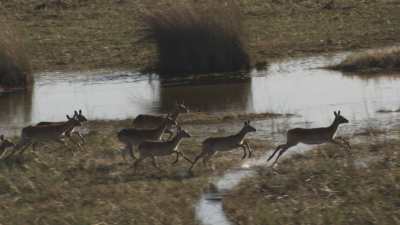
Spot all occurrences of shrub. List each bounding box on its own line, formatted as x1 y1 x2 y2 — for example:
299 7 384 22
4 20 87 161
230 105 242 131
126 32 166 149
139 1 250 76
329 46 400 73
0 18 32 89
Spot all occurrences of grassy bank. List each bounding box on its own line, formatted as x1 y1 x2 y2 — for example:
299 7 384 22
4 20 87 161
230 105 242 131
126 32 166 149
329 46 400 73
223 129 400 225
0 0 399 71
0 112 275 225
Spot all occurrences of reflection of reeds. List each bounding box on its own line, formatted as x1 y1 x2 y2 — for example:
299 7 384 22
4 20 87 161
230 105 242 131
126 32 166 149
329 46 400 73
0 18 32 89
139 1 250 76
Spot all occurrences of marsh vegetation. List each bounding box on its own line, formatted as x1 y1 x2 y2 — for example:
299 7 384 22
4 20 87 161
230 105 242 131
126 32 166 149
0 18 32 90
330 47 400 73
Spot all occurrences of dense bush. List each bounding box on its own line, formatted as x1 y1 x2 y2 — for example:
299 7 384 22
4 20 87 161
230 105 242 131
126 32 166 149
139 1 250 75
0 18 32 89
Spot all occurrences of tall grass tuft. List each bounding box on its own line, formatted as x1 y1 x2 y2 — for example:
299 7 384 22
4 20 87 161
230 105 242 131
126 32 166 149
330 46 400 73
139 1 250 75
0 18 32 90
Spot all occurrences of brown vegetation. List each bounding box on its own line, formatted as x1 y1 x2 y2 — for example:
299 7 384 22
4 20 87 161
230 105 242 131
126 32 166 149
0 0 399 71
139 1 250 75
330 47 400 73
223 130 400 225
0 18 32 89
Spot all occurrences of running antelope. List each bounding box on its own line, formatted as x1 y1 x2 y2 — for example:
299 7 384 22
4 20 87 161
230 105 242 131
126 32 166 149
5 115 82 159
189 121 256 171
134 126 192 171
132 102 188 137
267 110 350 166
0 135 14 157
118 115 176 160
37 110 88 144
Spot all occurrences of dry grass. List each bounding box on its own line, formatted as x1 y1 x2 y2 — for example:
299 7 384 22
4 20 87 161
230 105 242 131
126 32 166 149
223 130 400 225
0 18 32 89
0 118 269 225
139 1 250 75
0 0 399 71
329 46 400 73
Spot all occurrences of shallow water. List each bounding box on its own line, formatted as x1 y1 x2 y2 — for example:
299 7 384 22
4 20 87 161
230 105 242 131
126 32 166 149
1 52 400 136
1 52 400 224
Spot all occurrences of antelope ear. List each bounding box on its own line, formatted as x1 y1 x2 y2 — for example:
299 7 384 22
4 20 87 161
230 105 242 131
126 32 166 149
79 109 82 115
334 111 338 117
74 110 79 116
66 115 71 120
338 110 341 115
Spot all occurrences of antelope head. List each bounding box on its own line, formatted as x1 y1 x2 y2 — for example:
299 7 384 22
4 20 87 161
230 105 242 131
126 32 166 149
333 110 349 124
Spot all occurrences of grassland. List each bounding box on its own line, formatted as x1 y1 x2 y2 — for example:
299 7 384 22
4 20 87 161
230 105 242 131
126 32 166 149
223 129 400 225
0 113 275 225
0 0 399 72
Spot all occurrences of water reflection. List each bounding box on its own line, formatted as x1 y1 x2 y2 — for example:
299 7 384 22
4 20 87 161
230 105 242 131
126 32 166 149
0 89 33 135
158 76 252 113
0 52 400 136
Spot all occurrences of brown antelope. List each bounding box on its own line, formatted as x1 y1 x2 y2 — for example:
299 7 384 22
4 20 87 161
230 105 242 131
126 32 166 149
189 121 256 171
37 110 88 144
118 115 176 160
267 110 350 166
132 102 188 138
134 126 192 171
5 115 82 159
0 135 15 157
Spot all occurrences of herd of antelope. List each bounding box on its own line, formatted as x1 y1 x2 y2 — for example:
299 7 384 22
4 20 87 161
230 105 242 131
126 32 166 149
0 103 351 172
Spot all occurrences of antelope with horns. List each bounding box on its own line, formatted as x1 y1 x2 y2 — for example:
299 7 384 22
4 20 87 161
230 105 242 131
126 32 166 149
36 110 88 144
4 115 82 159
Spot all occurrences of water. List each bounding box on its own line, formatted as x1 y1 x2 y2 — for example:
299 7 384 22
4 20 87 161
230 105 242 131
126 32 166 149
1 52 400 136
1 52 400 224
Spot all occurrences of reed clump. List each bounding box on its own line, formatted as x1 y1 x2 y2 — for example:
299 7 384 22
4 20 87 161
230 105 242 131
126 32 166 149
330 46 400 73
0 18 32 89
139 1 250 76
